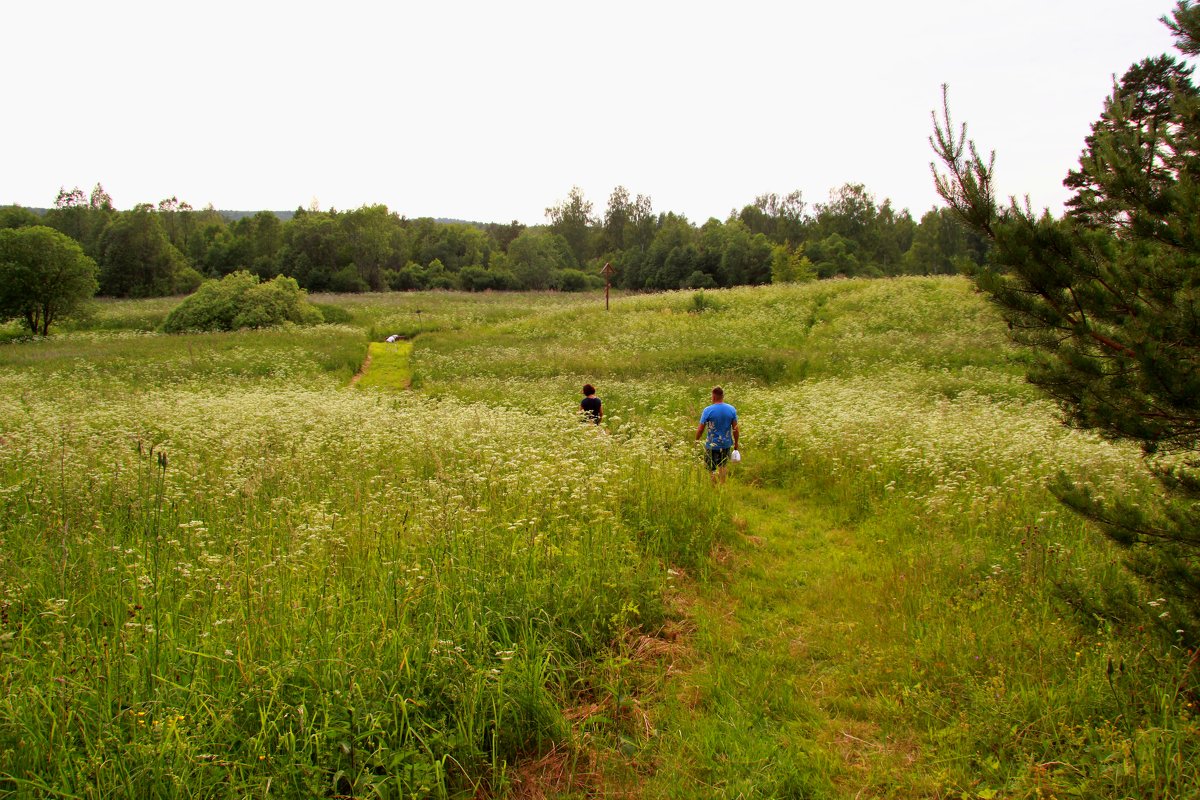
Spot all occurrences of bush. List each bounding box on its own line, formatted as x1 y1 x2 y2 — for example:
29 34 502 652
162 271 324 333
384 264 424 291
174 265 205 295
312 303 354 324
329 265 369 293
386 262 458 291
555 268 590 292
688 289 723 313
683 270 717 289
458 265 497 292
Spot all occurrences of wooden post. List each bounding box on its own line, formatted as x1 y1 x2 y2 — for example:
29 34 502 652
601 262 615 311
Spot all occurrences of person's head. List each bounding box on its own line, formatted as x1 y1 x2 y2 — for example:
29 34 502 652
583 384 595 396
712 386 724 402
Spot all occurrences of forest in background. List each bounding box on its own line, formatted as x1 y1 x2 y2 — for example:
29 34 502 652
0 182 987 298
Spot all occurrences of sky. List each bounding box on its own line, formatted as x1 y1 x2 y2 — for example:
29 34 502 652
2 1 1186 225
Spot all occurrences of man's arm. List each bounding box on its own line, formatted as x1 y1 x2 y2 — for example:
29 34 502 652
732 420 740 449
695 423 706 441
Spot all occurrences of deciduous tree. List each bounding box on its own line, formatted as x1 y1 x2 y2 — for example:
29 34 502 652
0 206 41 230
0 226 98 335
545 186 595 265
44 185 113 258
98 207 201 297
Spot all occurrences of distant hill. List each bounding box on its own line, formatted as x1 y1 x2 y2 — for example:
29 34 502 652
6 206 299 223
6 205 503 228
213 212 490 225
219 210 295 222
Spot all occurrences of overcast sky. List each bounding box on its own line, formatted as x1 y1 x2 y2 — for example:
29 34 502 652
2 1 1185 224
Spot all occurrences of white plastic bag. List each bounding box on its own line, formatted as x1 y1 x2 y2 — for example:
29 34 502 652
730 449 742 463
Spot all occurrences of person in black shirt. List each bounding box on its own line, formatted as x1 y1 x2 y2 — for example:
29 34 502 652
580 384 602 424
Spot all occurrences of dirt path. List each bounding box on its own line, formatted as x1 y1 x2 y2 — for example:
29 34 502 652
348 350 371 386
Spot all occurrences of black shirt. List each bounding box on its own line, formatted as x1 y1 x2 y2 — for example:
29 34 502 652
581 395 602 423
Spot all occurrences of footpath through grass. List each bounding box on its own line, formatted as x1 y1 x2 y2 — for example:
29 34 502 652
619 468 1199 798
2 280 1196 798
350 279 1198 798
623 481 948 799
353 339 413 390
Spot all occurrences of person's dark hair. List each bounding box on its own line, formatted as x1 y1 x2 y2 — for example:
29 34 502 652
712 386 724 399
583 384 595 395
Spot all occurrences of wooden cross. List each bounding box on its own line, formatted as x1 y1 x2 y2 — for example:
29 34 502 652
601 262 615 311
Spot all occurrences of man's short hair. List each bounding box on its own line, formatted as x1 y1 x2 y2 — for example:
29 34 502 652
712 386 724 399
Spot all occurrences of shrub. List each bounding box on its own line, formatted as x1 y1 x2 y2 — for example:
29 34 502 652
329 265 369 293
384 264 425 291
162 271 324 333
459 265 520 292
555 268 589 292
689 288 723 313
312 303 354 324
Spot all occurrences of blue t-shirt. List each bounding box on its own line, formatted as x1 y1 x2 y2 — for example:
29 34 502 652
700 402 737 450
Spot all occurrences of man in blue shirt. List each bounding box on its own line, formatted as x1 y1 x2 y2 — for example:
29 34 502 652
695 386 739 483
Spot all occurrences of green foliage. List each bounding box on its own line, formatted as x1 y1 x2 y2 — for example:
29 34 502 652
7 177 986 298
0 205 42 230
40 184 115 260
555 268 590 292
600 185 654 253
717 219 773 285
0 315 718 796
161 271 323 333
545 185 596 265
770 243 816 283
902 206 988 275
458 264 517 291
99 207 202 297
689 288 721 313
931 4 1200 637
805 232 865 277
311 302 354 324
0 225 98 335
353 340 412 390
638 213 698 289
2 281 1197 796
328 264 369 293
507 229 577 289
737 190 808 243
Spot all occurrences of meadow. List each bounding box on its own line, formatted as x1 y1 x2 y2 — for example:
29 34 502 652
0 278 1196 798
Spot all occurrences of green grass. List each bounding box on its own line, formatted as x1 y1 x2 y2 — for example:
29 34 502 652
354 340 413 390
1 278 1196 798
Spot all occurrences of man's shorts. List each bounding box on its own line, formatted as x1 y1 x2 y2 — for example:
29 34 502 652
705 447 731 471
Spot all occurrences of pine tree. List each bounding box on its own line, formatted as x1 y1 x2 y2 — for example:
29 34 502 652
931 1 1200 641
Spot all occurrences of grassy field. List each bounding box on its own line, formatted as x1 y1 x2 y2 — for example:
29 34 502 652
0 278 1196 798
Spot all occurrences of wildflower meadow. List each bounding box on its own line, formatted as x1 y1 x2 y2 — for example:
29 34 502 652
0 278 1196 798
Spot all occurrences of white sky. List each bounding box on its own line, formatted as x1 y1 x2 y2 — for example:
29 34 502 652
1 1 1184 224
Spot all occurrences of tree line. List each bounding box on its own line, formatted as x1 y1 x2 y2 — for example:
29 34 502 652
0 182 988 298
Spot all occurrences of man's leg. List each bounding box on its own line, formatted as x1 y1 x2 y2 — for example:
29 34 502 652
713 448 730 484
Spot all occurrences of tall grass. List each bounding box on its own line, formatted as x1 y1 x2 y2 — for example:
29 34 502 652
384 278 1199 797
0 327 724 797
1 277 1196 797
